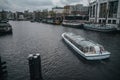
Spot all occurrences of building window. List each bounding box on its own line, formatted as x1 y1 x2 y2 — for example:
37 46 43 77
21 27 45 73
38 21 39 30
108 20 111 24
113 20 116 24
89 6 92 17
99 20 101 23
108 1 118 18
93 5 95 17
103 20 106 24
99 3 107 18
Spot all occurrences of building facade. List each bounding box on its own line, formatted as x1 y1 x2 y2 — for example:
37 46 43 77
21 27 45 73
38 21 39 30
70 4 89 16
7 11 15 20
24 10 32 20
89 0 120 24
15 12 24 20
52 7 64 14
52 7 64 17
0 10 8 21
63 5 71 15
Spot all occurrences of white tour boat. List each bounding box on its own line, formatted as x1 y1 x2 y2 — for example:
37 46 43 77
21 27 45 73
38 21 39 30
62 32 111 60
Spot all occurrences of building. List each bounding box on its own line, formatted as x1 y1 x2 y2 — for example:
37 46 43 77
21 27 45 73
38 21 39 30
32 11 41 21
52 7 64 14
0 10 8 21
24 10 32 20
48 10 56 18
89 0 120 24
52 7 64 17
41 9 49 18
70 4 89 16
15 12 24 20
7 11 15 20
63 5 71 15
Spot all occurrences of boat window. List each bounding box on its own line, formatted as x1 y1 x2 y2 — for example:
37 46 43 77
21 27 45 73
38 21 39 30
65 16 88 21
64 35 84 52
64 35 99 54
75 16 83 20
90 47 96 53
83 47 89 53
100 46 105 52
65 16 75 20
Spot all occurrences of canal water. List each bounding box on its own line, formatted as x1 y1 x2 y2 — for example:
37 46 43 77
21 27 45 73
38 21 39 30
0 21 120 80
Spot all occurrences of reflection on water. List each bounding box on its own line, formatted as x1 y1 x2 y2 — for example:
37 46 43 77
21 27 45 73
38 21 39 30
0 21 120 80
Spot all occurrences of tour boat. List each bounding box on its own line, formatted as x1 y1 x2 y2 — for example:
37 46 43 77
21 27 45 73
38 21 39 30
84 23 117 32
62 32 110 60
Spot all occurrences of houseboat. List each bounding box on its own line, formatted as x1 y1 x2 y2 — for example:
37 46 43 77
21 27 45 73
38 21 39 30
83 23 117 32
53 17 63 25
62 32 110 60
62 15 88 28
46 18 54 24
42 18 47 23
0 21 12 34
46 17 62 25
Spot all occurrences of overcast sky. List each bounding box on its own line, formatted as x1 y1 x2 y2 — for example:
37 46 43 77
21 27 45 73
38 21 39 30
0 0 90 12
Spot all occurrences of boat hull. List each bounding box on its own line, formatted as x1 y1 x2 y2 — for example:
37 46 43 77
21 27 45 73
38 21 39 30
62 33 110 60
62 22 83 29
0 23 12 34
84 24 117 32
0 27 12 34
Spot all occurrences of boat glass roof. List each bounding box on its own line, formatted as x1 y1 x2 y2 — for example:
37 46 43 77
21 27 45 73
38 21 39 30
65 32 101 47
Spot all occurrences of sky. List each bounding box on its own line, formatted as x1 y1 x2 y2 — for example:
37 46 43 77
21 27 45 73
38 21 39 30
0 0 90 12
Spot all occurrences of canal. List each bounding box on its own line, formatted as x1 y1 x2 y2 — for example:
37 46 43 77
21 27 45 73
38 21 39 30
0 21 120 80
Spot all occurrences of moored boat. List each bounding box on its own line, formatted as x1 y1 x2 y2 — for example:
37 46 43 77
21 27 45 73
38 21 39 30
84 23 117 32
42 18 47 23
53 17 62 25
46 17 62 25
62 20 84 28
46 18 54 24
62 32 110 60
0 22 12 34
62 15 88 28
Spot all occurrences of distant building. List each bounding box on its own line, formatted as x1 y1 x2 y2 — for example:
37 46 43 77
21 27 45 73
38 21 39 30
15 12 24 20
63 5 71 15
7 11 15 20
24 10 32 20
89 0 120 24
52 7 64 17
48 10 56 18
32 11 43 21
0 10 8 21
40 9 48 18
52 7 64 14
70 4 89 16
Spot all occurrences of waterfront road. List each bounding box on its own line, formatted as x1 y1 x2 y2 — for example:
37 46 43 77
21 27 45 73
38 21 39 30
0 21 120 80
